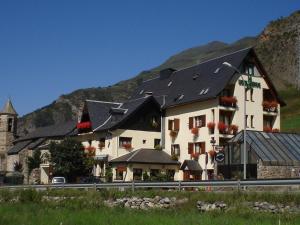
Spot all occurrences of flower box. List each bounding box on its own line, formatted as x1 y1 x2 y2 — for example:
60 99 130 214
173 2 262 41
229 124 239 135
191 127 199 136
220 96 237 107
272 128 280 133
218 122 228 134
191 152 200 160
262 101 278 112
122 143 132 150
85 146 96 157
207 122 215 130
263 126 272 133
169 130 178 137
77 121 92 129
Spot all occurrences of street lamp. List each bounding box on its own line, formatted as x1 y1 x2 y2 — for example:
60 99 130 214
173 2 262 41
219 62 248 180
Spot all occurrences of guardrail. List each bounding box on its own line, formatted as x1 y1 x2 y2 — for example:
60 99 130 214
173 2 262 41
1 179 300 191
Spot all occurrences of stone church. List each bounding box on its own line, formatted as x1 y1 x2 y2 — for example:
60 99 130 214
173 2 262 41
0 99 18 172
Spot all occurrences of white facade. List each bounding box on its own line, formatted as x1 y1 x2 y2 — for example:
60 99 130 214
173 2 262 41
163 66 281 180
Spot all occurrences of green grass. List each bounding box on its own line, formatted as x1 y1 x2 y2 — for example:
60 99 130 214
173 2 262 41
0 203 299 225
280 87 300 133
1 190 300 224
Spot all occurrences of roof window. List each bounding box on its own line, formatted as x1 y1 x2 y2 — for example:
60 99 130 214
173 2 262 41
214 67 221 74
203 88 210 94
199 89 205 95
174 94 184 101
168 81 173 87
139 90 144 95
193 74 199 80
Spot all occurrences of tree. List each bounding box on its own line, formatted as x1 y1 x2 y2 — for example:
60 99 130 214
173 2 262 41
27 149 41 174
13 161 23 172
49 138 91 182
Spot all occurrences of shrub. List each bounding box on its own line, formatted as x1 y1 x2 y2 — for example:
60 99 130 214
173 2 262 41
191 127 199 136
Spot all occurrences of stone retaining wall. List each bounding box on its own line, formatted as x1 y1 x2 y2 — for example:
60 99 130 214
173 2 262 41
257 161 300 179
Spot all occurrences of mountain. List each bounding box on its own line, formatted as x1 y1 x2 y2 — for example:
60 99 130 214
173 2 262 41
17 10 300 135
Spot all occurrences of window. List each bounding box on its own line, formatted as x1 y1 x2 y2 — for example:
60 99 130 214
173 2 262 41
189 115 206 129
99 138 105 148
245 64 254 76
171 144 180 156
168 118 180 131
150 169 160 178
251 115 254 128
246 89 249 101
166 170 175 181
115 166 126 180
133 168 143 181
250 89 254 102
8 118 13 132
154 139 161 148
119 137 132 148
245 115 248 128
188 142 205 154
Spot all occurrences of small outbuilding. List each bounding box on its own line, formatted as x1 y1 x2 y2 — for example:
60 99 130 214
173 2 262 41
221 130 300 179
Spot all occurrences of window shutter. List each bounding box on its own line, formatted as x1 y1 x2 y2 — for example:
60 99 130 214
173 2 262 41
168 120 172 130
174 118 180 131
189 117 193 129
188 143 193 154
200 142 206 154
201 115 206 127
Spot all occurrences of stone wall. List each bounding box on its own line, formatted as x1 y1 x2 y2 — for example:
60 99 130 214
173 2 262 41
257 161 300 179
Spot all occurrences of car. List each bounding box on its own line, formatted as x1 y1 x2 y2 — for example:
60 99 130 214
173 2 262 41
51 177 66 184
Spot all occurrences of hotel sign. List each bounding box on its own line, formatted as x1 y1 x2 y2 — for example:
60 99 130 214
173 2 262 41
239 76 261 89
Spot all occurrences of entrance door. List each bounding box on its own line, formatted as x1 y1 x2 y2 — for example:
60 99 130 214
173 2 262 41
183 171 190 181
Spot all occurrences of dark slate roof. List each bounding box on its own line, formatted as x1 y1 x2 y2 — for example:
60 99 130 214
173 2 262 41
180 160 203 171
228 130 300 166
7 140 32 155
16 121 76 142
109 149 180 165
85 100 122 130
131 47 282 108
27 138 46 150
90 96 160 132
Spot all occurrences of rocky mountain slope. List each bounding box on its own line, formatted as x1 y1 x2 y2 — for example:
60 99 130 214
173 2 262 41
17 10 300 135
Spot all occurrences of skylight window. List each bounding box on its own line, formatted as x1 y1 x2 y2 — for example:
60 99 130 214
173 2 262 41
199 89 205 95
178 94 184 100
214 67 221 74
203 88 210 94
168 81 173 87
139 90 144 95
174 94 184 101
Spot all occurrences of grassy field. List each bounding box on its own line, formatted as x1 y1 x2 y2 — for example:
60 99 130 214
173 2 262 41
280 87 300 133
0 189 300 225
0 203 299 225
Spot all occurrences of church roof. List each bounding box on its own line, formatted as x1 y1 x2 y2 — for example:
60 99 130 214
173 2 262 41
1 99 17 115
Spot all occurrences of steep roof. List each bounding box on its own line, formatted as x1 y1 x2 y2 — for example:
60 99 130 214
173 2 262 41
81 96 160 132
109 148 180 165
16 120 76 142
131 47 284 108
1 99 17 115
228 130 300 166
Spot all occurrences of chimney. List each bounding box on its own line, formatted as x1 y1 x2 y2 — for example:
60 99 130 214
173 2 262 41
159 68 176 80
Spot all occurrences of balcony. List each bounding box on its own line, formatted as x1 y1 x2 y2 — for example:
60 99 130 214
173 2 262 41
218 122 239 138
262 101 278 115
263 126 280 133
219 96 237 110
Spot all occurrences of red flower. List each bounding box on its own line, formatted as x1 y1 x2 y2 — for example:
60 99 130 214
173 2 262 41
229 124 238 135
122 143 132 150
220 96 237 107
272 128 280 133
191 152 200 160
207 122 215 129
191 127 199 136
218 122 228 134
209 150 216 158
170 130 178 137
77 121 92 129
263 126 272 133
85 146 96 157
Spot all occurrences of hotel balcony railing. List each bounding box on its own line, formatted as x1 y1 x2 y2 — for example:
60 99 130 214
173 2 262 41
217 122 239 135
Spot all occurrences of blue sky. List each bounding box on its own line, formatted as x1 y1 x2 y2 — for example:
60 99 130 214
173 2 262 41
0 0 299 116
